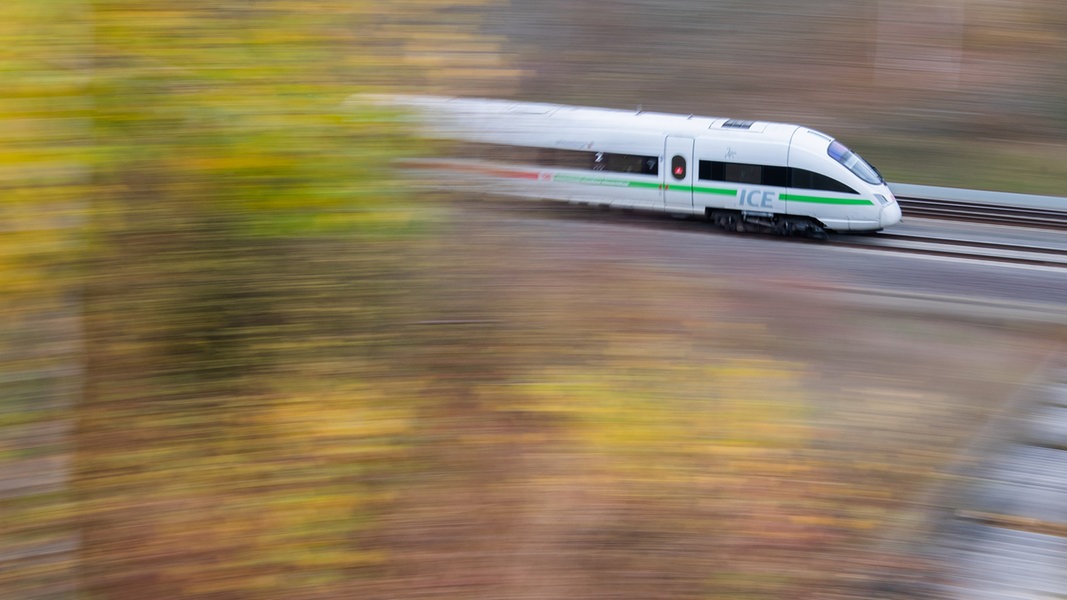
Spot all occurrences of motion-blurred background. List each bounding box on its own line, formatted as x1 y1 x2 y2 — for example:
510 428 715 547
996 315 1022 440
2 1 1064 599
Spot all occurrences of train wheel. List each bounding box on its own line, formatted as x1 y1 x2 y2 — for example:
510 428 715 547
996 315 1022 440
716 214 739 232
807 225 828 240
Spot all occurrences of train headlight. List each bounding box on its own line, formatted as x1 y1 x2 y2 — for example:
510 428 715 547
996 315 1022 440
874 194 890 206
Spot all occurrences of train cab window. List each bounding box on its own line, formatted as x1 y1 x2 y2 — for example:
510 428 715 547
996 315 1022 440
827 140 883 185
671 155 687 180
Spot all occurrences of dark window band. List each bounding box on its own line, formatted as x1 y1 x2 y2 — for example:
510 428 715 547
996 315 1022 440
698 160 857 194
447 143 857 194
451 142 658 176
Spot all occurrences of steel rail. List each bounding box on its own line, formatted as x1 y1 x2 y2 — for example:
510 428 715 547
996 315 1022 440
896 196 1067 230
890 183 1067 230
832 232 1067 269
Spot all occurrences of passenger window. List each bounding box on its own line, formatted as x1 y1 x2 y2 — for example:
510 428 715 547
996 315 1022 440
593 151 658 175
698 160 724 181
724 163 761 184
762 166 789 187
643 157 658 175
791 168 857 194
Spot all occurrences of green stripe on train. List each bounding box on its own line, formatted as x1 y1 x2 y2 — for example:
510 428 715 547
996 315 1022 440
552 175 871 206
553 174 659 190
780 193 873 206
693 186 738 196
628 181 663 190
552 175 735 196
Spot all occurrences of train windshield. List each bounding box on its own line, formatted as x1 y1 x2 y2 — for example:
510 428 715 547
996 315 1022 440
827 140 882 185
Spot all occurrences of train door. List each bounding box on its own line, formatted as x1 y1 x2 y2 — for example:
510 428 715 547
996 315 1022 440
664 136 694 211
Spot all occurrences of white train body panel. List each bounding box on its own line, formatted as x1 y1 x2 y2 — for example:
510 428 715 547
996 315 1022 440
375 95 901 233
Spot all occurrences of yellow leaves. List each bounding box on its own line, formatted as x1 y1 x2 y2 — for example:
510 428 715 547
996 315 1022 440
4 0 519 596
535 356 804 421
83 0 523 238
178 152 292 173
73 385 406 595
0 3 88 309
0 209 84 304
266 391 415 446
511 356 813 486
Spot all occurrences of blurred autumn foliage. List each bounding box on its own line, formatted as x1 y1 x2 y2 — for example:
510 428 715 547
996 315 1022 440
3 1 1065 600
79 0 528 596
2 0 523 598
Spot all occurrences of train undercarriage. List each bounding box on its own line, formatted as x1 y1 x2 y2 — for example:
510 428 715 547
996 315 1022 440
707 209 830 240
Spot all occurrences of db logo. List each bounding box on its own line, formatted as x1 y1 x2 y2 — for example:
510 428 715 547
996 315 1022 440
539 172 552 181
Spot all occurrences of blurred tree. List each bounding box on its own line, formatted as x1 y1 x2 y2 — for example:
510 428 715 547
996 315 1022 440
66 1 521 598
0 1 91 598
9 0 1062 598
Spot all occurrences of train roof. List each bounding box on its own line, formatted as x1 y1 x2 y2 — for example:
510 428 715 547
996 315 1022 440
371 95 804 142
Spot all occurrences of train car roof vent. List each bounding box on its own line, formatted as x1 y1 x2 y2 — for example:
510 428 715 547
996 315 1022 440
722 119 755 130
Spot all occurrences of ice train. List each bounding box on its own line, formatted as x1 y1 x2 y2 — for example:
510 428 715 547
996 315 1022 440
371 95 902 237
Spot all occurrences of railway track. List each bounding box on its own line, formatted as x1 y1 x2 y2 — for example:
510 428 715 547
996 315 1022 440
832 231 1067 269
456 190 1067 268
843 192 1067 266
896 195 1067 231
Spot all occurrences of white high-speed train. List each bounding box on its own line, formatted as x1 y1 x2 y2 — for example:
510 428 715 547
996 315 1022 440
369 95 902 237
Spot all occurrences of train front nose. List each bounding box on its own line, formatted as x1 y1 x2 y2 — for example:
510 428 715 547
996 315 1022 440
878 193 902 228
